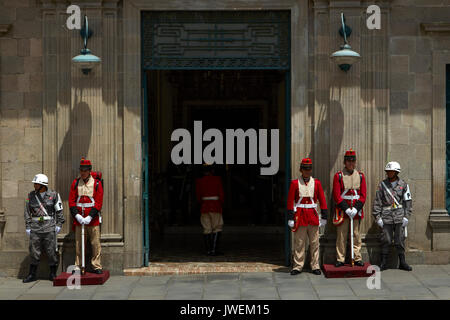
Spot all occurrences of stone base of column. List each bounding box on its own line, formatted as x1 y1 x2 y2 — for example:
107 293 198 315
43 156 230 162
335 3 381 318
429 209 450 251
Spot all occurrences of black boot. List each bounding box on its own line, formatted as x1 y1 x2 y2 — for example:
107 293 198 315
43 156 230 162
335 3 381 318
203 234 212 255
398 253 412 271
23 264 38 283
380 254 388 271
49 265 57 281
210 232 223 256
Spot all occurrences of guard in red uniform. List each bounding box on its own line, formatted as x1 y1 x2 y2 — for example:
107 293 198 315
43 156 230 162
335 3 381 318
286 158 328 275
69 158 104 274
332 149 367 267
195 164 224 256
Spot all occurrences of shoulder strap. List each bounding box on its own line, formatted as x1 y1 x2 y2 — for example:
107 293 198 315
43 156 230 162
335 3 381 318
338 171 344 192
74 178 80 190
95 179 100 191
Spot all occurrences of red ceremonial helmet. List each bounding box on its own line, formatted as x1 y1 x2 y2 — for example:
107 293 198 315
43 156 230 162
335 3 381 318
300 157 313 169
80 157 92 170
344 148 356 161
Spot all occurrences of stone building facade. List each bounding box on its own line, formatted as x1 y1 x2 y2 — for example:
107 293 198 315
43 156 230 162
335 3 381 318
0 0 449 276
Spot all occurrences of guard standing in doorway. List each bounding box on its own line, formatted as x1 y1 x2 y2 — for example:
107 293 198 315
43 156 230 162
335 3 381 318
332 149 367 267
373 161 412 271
69 158 104 274
195 164 225 256
286 158 328 275
23 174 65 282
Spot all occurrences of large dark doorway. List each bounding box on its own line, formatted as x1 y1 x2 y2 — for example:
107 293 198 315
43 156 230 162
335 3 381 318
145 70 287 263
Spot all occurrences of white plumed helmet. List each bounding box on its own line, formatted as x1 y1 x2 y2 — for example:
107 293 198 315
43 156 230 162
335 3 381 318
32 173 49 186
385 161 401 173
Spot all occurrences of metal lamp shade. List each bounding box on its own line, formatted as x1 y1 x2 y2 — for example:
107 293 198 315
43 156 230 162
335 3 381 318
330 44 361 72
72 52 101 75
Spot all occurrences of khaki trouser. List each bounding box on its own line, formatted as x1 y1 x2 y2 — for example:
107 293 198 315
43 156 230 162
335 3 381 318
75 225 102 270
336 218 362 263
292 225 320 271
200 212 224 234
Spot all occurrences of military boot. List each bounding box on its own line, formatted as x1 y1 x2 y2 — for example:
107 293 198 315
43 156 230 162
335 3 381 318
203 234 212 255
398 253 412 271
210 232 223 256
380 254 389 271
23 264 38 283
49 265 57 281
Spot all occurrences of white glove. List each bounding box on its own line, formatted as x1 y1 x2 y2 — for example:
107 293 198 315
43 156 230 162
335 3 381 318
26 229 31 237
377 218 384 228
402 217 408 227
319 219 327 227
345 208 353 218
288 220 295 228
351 208 358 218
75 214 84 224
55 226 61 234
83 216 92 225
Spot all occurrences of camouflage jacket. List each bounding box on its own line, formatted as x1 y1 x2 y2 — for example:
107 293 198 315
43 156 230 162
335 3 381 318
24 189 65 233
372 178 412 224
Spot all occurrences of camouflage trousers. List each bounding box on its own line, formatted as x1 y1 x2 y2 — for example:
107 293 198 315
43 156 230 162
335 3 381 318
381 223 405 255
29 231 58 266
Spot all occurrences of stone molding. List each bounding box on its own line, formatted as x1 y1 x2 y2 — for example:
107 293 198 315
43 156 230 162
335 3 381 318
0 24 11 36
421 23 450 33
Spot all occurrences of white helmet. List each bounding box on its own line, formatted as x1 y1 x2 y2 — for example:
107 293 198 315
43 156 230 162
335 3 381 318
385 161 401 173
32 174 48 186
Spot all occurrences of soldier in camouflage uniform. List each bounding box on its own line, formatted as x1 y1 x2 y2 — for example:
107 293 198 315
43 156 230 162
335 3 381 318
23 174 65 282
373 162 412 271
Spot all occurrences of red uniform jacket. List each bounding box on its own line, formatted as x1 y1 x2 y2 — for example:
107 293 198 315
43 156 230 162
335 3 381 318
332 171 366 220
69 174 104 228
287 178 327 227
195 175 224 214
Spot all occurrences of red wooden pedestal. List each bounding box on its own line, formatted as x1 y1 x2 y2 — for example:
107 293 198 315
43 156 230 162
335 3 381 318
53 270 110 286
322 263 374 278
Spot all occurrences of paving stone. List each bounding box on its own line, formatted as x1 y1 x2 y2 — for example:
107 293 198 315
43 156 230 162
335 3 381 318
17 294 57 300
129 294 166 300
438 265 450 275
206 273 239 283
0 288 29 300
402 295 437 300
103 276 140 285
428 287 450 299
321 296 360 300
383 283 435 297
130 284 167 296
278 291 318 300
166 291 203 300
55 286 98 300
203 293 241 300
412 265 449 277
0 278 37 289
204 285 240 298
91 288 133 300
26 284 64 295
241 287 279 300
415 277 450 288
313 284 355 298
138 275 172 286
241 274 274 288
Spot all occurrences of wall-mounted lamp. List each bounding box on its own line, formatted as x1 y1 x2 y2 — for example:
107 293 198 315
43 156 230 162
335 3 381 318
330 13 361 72
72 15 101 75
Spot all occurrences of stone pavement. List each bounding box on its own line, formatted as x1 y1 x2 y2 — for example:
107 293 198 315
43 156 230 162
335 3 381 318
0 265 448 300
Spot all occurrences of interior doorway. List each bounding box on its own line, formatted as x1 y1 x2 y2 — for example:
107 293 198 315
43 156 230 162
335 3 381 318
144 70 288 263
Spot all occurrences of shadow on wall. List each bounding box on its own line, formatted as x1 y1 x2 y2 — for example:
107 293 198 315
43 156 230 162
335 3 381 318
17 96 93 278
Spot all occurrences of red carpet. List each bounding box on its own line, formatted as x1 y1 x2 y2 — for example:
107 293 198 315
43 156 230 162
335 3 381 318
323 263 374 278
53 270 110 286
